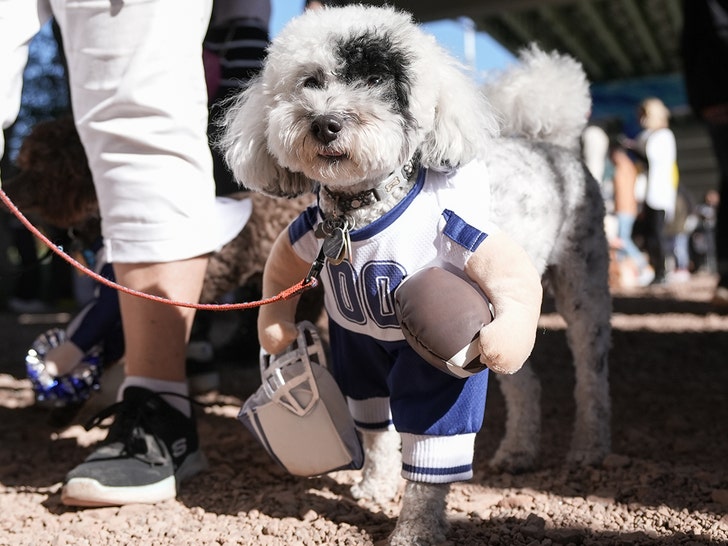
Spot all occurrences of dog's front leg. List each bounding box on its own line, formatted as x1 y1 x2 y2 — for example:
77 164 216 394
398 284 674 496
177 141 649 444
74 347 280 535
489 364 542 472
389 481 450 546
350 429 402 504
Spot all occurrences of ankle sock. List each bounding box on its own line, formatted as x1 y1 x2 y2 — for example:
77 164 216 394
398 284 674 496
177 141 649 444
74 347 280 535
118 376 191 417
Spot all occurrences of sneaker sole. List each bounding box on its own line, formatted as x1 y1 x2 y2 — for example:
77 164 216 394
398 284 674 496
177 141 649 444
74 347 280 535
61 475 177 507
61 451 208 507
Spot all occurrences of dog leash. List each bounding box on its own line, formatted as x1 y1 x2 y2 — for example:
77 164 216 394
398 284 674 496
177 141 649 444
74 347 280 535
0 187 318 310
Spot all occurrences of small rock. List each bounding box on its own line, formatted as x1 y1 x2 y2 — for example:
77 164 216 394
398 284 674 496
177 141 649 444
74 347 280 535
497 494 534 510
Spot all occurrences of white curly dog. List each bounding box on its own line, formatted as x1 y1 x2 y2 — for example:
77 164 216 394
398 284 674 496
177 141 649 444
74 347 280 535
221 5 611 545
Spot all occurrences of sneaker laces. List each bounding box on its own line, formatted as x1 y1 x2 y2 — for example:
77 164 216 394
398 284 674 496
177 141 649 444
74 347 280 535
82 391 198 466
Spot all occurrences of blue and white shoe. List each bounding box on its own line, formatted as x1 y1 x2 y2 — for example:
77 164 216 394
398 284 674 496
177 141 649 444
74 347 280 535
25 328 103 408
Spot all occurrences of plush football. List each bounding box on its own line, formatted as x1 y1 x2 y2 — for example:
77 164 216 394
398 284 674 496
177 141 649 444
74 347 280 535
394 267 493 378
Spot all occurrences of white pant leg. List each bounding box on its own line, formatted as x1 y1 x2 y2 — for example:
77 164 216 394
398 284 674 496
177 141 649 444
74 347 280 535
51 0 216 263
0 0 51 173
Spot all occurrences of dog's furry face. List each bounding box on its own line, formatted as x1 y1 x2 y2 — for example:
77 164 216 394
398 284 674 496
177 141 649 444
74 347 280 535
266 27 416 186
221 5 499 196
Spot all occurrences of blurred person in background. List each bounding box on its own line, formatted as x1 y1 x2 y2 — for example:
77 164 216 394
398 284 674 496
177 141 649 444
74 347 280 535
682 0 728 305
619 98 679 285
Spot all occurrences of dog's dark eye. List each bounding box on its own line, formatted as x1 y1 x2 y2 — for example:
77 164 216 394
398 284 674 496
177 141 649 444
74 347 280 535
366 75 383 87
302 76 323 89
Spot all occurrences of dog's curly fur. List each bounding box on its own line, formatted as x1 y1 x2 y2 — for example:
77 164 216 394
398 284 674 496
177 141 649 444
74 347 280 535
2 116 317 307
7 116 98 230
221 5 611 545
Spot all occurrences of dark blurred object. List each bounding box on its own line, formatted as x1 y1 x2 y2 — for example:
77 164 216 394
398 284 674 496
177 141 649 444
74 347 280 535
681 0 728 303
1 19 72 312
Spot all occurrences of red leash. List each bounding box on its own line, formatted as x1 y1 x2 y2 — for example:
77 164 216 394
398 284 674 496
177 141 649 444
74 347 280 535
0 187 317 310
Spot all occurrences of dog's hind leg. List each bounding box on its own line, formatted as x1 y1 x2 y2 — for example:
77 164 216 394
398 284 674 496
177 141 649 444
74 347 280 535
350 429 402 504
389 481 450 546
549 262 612 466
546 198 612 466
489 364 542 472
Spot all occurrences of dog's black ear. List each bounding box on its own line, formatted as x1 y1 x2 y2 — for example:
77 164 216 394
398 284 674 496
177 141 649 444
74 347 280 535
219 78 316 198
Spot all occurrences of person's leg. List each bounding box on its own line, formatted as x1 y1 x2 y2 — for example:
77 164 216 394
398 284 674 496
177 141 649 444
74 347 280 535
115 258 208 385
616 212 647 268
51 0 217 506
673 232 691 272
616 211 654 285
643 204 667 282
53 0 215 391
707 123 728 291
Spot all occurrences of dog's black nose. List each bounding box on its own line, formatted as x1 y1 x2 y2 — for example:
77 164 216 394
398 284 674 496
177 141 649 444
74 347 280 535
311 115 342 144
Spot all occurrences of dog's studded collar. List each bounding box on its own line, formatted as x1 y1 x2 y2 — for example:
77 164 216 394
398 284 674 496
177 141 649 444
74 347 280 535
322 160 416 215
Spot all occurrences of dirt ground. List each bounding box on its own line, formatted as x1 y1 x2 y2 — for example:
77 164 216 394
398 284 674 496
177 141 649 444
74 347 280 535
1 272 727 545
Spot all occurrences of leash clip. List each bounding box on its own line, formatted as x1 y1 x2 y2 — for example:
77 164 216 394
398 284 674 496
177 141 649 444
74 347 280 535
305 247 327 283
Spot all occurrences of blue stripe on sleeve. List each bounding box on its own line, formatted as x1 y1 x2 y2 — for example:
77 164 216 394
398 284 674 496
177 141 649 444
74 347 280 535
288 205 319 245
442 209 488 251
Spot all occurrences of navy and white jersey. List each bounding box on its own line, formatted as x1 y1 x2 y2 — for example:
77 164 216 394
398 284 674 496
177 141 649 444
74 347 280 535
288 159 498 341
286 160 497 484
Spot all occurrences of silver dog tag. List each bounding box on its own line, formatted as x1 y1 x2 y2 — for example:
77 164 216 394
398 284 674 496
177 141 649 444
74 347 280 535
323 227 346 264
316 216 353 265
343 226 353 263
314 222 329 239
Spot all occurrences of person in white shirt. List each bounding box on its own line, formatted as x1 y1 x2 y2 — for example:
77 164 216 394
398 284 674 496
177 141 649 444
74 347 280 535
620 98 679 284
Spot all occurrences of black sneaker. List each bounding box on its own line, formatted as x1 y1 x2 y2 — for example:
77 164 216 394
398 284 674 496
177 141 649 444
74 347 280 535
61 387 207 507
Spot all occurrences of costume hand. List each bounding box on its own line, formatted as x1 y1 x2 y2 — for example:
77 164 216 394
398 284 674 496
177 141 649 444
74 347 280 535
477 301 539 374
465 231 543 374
44 340 85 377
259 319 299 356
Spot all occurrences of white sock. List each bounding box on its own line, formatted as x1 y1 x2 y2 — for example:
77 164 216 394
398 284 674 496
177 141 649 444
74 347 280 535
118 376 191 418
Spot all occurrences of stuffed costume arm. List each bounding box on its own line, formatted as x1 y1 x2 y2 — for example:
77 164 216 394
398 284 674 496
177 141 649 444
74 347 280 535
258 229 313 355
464 230 543 374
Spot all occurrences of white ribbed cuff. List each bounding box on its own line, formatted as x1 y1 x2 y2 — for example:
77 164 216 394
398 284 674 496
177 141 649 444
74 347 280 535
347 396 394 430
400 432 475 483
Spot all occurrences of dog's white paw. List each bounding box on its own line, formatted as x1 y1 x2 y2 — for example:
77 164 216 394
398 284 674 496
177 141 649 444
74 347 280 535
566 439 610 467
490 369 541 473
567 411 611 467
566 448 607 468
489 446 538 474
351 429 402 504
389 518 448 546
350 477 399 504
389 482 449 546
